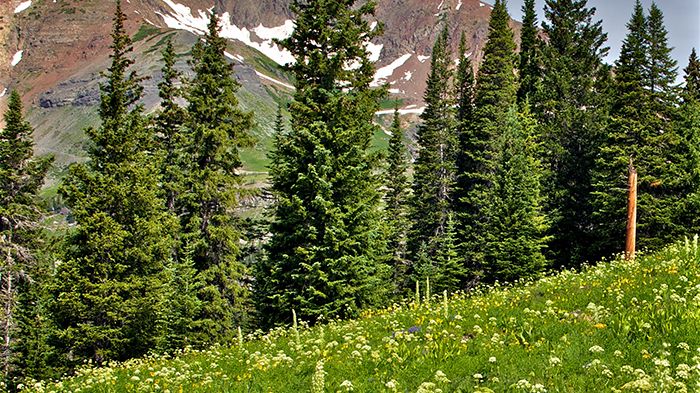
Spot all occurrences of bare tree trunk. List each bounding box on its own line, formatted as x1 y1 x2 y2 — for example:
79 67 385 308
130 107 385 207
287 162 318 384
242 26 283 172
626 162 637 261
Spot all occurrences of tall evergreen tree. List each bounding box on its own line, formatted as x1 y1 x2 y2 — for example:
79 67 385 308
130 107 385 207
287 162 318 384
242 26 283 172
517 0 541 103
481 107 548 283
385 109 410 287
593 1 689 258
409 25 457 259
645 2 678 110
155 39 188 214
0 91 52 379
456 0 518 281
261 0 389 327
591 0 648 258
152 39 201 351
181 13 255 343
535 0 610 268
683 49 700 102
50 0 176 366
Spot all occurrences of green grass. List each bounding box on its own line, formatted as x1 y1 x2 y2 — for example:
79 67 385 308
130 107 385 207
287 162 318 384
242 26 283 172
132 24 162 43
23 240 700 392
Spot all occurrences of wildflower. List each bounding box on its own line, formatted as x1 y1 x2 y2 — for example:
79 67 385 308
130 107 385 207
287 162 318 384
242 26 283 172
385 380 398 391
435 370 451 383
614 350 623 358
339 380 354 391
549 357 561 367
473 373 484 380
489 356 497 363
311 360 326 393
589 345 605 354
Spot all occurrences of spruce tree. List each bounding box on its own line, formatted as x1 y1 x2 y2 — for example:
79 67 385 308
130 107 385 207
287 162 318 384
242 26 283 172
0 91 52 379
385 109 410 287
517 0 541 103
683 49 700 102
593 1 689 257
535 0 610 268
481 107 548 283
262 0 389 327
181 13 255 343
50 0 176 366
155 39 188 214
409 25 457 259
591 0 648 258
645 2 678 110
431 212 465 292
456 0 517 281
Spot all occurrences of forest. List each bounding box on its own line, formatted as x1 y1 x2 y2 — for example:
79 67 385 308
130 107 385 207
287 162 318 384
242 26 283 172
1 0 699 388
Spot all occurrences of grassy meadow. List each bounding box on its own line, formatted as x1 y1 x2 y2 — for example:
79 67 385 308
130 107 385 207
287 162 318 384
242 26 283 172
21 240 700 393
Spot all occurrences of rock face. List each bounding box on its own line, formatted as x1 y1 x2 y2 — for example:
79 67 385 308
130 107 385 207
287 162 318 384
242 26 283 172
0 0 521 166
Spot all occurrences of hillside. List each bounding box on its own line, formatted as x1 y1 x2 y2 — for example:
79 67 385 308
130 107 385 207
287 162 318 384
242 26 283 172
0 0 521 171
22 240 700 392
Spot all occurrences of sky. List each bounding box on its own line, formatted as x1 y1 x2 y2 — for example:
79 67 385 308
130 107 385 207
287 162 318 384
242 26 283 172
505 0 700 75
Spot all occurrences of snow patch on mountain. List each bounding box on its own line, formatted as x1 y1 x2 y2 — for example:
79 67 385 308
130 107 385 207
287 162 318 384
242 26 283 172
11 50 24 67
375 106 425 116
255 71 295 90
14 1 32 14
371 54 412 87
456 0 463 10
366 42 384 62
417 55 430 63
157 0 295 65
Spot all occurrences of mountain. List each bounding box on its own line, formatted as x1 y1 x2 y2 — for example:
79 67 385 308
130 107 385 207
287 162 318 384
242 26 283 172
0 0 521 171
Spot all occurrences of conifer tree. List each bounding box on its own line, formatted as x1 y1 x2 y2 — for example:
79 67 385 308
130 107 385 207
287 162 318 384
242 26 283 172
683 49 700 102
409 25 456 259
593 1 689 257
517 0 541 103
535 0 610 268
180 13 255 342
591 0 648 258
481 107 548 283
645 2 678 110
385 109 410 286
50 0 176 366
0 91 52 378
431 212 465 292
155 39 188 214
262 0 389 327
456 0 517 280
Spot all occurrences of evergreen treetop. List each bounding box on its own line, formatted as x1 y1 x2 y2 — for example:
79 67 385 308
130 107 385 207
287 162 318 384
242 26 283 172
683 49 700 102
517 0 540 103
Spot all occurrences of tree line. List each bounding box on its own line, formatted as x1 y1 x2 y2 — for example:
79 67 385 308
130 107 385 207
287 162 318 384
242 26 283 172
1 0 699 387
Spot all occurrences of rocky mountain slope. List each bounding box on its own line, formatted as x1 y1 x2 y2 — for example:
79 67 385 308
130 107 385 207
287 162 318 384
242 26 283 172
0 0 521 170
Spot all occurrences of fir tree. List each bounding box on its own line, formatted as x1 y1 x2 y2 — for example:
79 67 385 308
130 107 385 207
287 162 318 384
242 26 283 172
591 0 648 258
181 13 255 343
385 109 410 288
683 49 700 102
456 0 518 281
517 0 541 103
50 0 176 366
481 107 548 283
535 0 610 268
155 39 188 214
262 0 389 327
431 212 465 292
645 2 678 110
0 91 52 379
593 1 689 258
409 25 457 259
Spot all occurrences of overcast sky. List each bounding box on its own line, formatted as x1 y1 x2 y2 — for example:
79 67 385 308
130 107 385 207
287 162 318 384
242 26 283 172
505 0 700 75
